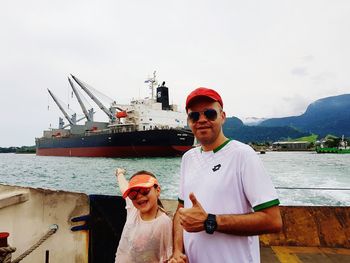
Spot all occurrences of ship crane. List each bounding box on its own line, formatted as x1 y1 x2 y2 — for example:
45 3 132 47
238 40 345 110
70 74 116 122
68 77 94 122
47 89 77 126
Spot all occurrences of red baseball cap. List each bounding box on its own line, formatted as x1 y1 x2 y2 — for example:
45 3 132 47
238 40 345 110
186 87 223 110
122 174 159 199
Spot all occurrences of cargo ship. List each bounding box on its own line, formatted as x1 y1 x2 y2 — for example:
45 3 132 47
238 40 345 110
35 73 194 157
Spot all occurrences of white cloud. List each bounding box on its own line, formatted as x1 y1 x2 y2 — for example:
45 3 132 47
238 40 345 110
291 67 308 77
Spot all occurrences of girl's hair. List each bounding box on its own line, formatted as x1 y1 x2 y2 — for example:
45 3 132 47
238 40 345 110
131 170 166 213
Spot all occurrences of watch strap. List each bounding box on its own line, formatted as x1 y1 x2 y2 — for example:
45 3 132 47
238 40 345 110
207 213 216 221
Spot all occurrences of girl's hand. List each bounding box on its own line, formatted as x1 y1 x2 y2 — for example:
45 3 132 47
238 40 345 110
115 168 128 193
168 251 187 263
116 168 126 177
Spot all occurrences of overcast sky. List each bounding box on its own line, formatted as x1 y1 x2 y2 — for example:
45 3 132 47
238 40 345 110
1 0 349 147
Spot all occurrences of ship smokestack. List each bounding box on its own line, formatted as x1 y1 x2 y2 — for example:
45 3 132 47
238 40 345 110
156 81 170 110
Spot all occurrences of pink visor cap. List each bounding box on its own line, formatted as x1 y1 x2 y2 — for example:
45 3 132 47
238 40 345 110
122 174 158 199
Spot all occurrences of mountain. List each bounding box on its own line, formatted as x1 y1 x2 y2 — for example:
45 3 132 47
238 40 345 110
259 94 350 137
224 116 244 128
223 117 309 143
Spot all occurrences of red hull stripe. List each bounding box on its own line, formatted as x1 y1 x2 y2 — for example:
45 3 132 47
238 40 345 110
36 146 192 157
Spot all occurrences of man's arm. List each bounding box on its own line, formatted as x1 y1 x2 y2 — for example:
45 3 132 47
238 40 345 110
216 205 282 235
179 193 282 236
170 202 187 263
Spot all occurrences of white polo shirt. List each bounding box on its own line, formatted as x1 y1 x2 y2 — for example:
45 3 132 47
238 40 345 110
179 139 279 263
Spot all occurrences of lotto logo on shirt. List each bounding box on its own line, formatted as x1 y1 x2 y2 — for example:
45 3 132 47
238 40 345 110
212 164 221 172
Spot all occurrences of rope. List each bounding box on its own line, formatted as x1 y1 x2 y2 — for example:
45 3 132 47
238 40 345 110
0 247 16 263
11 224 58 263
276 187 350 191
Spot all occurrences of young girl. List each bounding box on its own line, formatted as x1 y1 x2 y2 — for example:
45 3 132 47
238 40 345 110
114 168 173 263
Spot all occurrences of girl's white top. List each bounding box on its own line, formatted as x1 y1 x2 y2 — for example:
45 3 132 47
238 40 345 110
115 198 173 263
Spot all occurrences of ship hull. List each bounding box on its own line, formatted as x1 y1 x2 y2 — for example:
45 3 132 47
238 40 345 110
36 129 194 157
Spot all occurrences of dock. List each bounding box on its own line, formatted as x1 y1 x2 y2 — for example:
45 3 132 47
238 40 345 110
1 185 349 262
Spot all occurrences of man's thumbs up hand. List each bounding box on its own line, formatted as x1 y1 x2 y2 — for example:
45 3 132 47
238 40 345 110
178 192 208 232
189 192 199 207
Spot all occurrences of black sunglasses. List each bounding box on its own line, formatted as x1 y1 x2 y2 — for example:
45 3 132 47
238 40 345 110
187 109 219 122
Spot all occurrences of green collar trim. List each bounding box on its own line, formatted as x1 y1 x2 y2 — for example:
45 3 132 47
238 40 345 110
200 139 231 153
253 199 280 212
213 139 231 153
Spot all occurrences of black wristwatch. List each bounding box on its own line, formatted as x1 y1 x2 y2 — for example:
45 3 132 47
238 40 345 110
204 213 217 234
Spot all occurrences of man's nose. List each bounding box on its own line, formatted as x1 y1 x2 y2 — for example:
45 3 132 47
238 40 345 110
197 112 208 122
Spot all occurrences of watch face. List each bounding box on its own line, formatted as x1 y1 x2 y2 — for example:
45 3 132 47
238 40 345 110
205 217 217 234
206 220 216 231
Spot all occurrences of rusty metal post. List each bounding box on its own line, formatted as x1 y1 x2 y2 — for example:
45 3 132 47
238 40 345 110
0 233 9 247
0 232 12 263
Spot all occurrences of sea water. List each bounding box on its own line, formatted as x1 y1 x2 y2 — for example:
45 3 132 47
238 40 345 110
0 152 349 206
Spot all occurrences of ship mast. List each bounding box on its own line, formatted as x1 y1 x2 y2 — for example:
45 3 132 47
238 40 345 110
70 74 115 122
68 77 94 122
145 71 158 100
47 89 76 126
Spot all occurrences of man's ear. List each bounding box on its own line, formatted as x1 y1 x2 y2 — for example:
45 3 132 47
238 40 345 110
221 111 226 124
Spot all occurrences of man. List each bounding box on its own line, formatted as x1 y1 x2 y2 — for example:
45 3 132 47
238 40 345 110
170 88 282 263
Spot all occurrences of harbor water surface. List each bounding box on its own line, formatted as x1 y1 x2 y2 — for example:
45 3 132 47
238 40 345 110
1 151 350 206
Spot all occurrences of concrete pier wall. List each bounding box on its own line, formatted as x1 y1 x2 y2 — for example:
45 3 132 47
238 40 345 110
260 206 350 248
0 184 89 263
